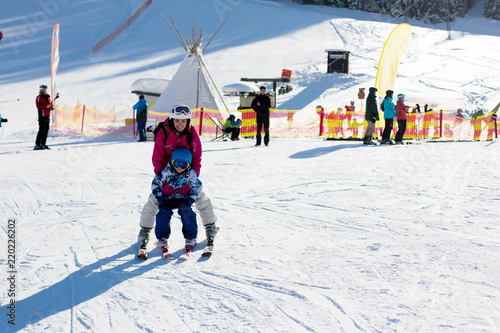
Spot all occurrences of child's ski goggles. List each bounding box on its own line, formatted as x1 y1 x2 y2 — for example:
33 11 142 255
172 159 190 169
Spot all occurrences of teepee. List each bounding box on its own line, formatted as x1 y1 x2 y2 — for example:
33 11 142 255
153 13 229 118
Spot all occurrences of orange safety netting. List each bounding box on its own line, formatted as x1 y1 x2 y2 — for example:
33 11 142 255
324 110 498 141
54 105 499 141
53 104 123 135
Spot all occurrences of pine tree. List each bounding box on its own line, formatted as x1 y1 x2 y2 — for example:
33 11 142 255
385 0 405 19
324 0 348 7
485 0 500 20
293 0 500 22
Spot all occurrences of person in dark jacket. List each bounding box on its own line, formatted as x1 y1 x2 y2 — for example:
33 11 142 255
35 84 54 150
363 87 379 145
133 95 149 142
250 86 271 146
0 114 7 126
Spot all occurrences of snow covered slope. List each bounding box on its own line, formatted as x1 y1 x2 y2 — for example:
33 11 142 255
1 0 499 132
1 1 500 332
1 134 500 332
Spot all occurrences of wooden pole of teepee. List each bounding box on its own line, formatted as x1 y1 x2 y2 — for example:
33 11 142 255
198 56 229 112
160 12 187 52
191 16 196 44
203 6 236 53
167 12 186 46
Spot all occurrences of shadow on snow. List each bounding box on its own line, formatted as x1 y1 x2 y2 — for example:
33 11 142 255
289 143 359 159
5 244 161 332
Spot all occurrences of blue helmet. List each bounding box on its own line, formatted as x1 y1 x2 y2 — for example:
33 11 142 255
170 147 192 169
369 87 377 93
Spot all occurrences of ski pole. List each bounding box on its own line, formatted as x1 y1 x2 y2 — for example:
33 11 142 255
0 99 20 104
29 117 38 126
0 123 6 140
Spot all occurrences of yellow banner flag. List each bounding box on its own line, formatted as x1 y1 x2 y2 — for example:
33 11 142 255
375 23 411 94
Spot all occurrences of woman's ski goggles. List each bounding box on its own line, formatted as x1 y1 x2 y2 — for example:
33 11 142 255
172 159 190 169
172 106 191 116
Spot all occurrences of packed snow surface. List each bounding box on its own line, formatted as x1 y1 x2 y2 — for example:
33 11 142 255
1 0 500 332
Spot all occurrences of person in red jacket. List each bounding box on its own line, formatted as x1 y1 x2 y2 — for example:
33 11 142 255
0 30 3 42
395 93 409 144
34 84 53 150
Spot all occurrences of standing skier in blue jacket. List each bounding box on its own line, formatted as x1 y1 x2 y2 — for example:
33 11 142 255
133 95 148 142
381 90 396 144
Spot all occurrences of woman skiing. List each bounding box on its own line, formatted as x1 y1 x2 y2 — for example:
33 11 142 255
137 105 218 258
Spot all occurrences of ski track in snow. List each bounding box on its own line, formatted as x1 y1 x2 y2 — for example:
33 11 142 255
1 136 500 332
1 0 500 331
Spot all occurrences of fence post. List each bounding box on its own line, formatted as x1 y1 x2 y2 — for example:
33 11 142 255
317 106 324 136
199 107 204 136
133 109 136 137
81 105 86 132
439 109 443 138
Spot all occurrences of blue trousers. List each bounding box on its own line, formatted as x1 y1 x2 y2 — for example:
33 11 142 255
138 121 146 141
155 205 198 240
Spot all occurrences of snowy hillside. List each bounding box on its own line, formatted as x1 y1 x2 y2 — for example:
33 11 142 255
1 0 500 129
1 0 500 332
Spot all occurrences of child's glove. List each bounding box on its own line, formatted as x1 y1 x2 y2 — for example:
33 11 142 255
162 183 175 195
157 197 175 210
177 184 191 195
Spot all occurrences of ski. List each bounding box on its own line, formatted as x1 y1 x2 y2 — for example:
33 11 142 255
162 248 174 260
137 239 148 260
202 225 219 258
178 244 195 261
202 242 214 257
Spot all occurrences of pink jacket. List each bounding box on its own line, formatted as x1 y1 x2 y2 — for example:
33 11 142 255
396 100 408 120
152 124 202 176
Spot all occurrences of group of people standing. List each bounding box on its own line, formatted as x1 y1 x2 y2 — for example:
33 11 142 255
363 87 408 145
131 85 270 146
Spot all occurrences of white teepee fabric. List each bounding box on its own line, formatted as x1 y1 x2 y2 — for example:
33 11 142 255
153 48 226 115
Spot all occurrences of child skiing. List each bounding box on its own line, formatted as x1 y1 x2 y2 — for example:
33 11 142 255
151 147 202 260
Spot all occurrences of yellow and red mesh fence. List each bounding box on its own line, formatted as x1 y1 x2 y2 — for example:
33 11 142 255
53 104 125 135
54 104 499 141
